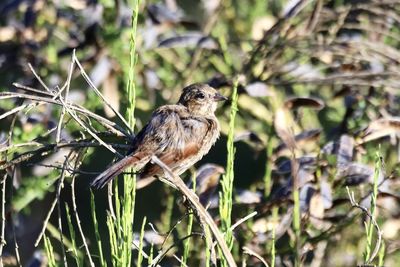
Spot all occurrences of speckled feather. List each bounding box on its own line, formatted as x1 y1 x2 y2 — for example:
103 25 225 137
91 83 225 189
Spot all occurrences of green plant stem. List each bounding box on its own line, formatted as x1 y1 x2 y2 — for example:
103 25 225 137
219 78 239 265
271 207 278 267
263 126 274 197
292 157 301 267
137 216 147 266
65 204 81 267
182 172 196 266
106 2 140 266
43 235 56 267
364 152 381 263
90 191 106 267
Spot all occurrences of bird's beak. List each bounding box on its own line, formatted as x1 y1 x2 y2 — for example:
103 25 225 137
213 93 228 102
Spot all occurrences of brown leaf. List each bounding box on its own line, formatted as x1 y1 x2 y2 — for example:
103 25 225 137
336 162 374 186
102 73 120 118
234 131 264 146
362 117 400 143
275 128 321 152
244 82 271 97
274 108 297 151
188 164 224 206
235 189 262 204
320 178 333 209
158 34 217 49
284 97 325 110
310 193 325 219
337 135 354 167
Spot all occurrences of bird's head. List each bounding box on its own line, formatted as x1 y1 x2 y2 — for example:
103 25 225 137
178 83 227 116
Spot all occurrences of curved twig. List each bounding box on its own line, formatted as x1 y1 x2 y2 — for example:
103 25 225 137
150 155 237 267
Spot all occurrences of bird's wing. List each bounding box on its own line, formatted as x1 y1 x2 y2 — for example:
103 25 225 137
91 105 185 188
137 106 210 179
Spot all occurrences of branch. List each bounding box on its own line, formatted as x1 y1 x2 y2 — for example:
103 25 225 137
150 155 237 267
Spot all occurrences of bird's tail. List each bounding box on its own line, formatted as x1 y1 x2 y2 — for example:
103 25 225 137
91 156 140 189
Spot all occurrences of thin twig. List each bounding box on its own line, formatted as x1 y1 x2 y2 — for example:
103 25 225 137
173 254 189 267
150 232 203 266
211 211 258 256
0 140 129 171
0 174 7 266
57 94 122 156
12 82 54 96
56 152 76 267
10 168 21 267
73 54 132 134
0 92 129 137
56 52 75 143
242 246 269 267
28 63 51 92
346 187 383 264
71 174 95 267
231 211 257 231
150 155 237 267
34 198 58 247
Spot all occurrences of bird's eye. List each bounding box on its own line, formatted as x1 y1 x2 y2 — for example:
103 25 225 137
195 92 205 99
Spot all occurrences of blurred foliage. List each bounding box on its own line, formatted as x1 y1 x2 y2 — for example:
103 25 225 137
1 0 400 266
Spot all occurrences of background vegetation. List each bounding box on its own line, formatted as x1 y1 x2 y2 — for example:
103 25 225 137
1 0 400 266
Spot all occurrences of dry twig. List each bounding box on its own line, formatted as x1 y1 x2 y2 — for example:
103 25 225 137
150 155 237 267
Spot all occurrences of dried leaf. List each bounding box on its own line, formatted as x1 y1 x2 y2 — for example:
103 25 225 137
147 3 183 24
320 178 333 209
235 189 262 204
274 108 297 150
337 135 354 167
142 231 164 245
244 82 271 97
309 193 325 219
276 156 317 174
234 131 263 146
284 97 325 110
275 128 321 152
282 62 322 80
321 141 335 155
299 183 315 212
158 34 217 49
336 162 374 186
362 117 400 143
382 219 400 239
251 16 275 40
0 27 16 42
191 164 224 206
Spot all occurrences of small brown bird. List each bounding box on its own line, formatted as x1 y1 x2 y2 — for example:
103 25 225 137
91 83 227 189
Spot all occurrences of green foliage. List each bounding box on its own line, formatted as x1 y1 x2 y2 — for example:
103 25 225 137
105 2 141 266
13 174 57 212
219 78 239 264
43 235 56 267
181 173 196 266
363 152 383 264
90 191 106 267
65 203 82 267
137 216 147 266
3 0 400 266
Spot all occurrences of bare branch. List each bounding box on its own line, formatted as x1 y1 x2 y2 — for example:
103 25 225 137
150 155 237 267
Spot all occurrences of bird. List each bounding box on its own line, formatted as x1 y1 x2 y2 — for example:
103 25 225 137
90 83 227 189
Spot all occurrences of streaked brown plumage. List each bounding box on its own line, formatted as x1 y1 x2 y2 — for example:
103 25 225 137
91 83 227 189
